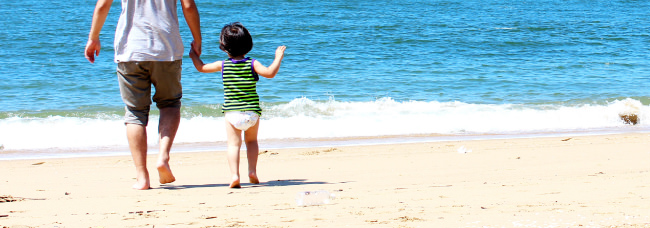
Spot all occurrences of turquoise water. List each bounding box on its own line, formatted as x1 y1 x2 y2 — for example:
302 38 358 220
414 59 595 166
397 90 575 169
1 0 649 157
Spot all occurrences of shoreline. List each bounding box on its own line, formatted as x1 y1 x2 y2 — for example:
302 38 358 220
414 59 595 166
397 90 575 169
2 127 649 161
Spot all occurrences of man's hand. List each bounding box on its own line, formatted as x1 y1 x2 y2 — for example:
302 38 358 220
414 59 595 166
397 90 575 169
85 39 101 63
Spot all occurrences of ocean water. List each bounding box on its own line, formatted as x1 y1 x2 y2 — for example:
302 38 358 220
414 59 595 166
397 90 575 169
1 0 650 159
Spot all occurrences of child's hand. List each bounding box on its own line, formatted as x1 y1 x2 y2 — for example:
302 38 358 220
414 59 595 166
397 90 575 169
275 46 286 59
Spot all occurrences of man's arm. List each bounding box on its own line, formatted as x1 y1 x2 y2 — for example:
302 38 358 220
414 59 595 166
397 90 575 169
85 0 113 63
180 0 202 56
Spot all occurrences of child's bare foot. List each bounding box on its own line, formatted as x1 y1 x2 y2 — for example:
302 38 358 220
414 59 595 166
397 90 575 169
249 173 259 184
157 162 176 184
230 175 241 188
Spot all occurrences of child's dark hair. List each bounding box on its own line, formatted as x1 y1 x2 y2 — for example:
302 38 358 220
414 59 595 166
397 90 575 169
219 22 253 57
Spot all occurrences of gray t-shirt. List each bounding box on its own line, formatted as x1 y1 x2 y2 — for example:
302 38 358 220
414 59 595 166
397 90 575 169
114 0 184 62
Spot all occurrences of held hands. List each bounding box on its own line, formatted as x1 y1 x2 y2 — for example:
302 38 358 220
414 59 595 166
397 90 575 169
189 47 198 59
190 40 202 57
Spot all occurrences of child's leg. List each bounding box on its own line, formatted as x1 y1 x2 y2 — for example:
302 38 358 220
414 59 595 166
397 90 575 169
243 120 260 184
225 120 243 188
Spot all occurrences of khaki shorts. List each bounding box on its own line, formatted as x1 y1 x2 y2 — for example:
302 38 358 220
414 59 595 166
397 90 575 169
117 60 182 126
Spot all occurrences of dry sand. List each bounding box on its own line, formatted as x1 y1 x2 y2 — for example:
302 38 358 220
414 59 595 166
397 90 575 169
1 133 649 227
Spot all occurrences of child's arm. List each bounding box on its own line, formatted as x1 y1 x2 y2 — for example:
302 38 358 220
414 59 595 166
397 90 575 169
189 48 222 73
254 46 286 78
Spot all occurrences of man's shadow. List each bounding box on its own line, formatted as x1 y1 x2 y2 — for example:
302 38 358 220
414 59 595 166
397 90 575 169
159 179 339 190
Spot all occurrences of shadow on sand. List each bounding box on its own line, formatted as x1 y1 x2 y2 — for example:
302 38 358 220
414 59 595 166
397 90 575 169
159 179 341 190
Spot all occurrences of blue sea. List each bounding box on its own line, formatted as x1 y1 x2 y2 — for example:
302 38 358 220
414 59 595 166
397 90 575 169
1 0 649 160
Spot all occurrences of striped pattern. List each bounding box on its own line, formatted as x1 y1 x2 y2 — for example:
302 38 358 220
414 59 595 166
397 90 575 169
221 58 262 115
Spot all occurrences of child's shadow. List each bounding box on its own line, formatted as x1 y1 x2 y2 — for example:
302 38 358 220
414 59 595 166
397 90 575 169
160 179 337 190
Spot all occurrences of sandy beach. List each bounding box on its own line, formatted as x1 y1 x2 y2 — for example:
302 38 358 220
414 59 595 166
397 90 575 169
1 133 649 227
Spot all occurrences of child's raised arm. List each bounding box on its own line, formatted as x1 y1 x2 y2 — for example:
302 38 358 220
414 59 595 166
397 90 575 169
189 48 222 73
254 46 286 78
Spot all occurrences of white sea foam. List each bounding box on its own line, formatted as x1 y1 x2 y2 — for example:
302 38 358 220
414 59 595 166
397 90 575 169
260 97 649 138
0 98 648 152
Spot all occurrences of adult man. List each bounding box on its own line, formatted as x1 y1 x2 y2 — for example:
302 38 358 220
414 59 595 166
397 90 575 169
85 0 202 190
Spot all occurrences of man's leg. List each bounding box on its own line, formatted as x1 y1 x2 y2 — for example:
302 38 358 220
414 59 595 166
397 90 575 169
150 60 183 185
157 107 180 184
118 62 153 190
127 123 150 190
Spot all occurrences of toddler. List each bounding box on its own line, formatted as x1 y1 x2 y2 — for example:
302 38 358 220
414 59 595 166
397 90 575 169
189 22 286 188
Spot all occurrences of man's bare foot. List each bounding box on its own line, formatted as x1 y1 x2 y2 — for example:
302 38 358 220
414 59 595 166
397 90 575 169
157 163 176 184
230 175 241 188
133 173 150 190
131 169 151 190
132 181 150 190
249 173 259 184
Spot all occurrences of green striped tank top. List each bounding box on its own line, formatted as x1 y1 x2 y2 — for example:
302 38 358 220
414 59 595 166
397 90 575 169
221 57 262 115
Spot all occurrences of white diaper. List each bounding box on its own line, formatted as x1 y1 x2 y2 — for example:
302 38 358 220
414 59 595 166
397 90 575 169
225 111 260 131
